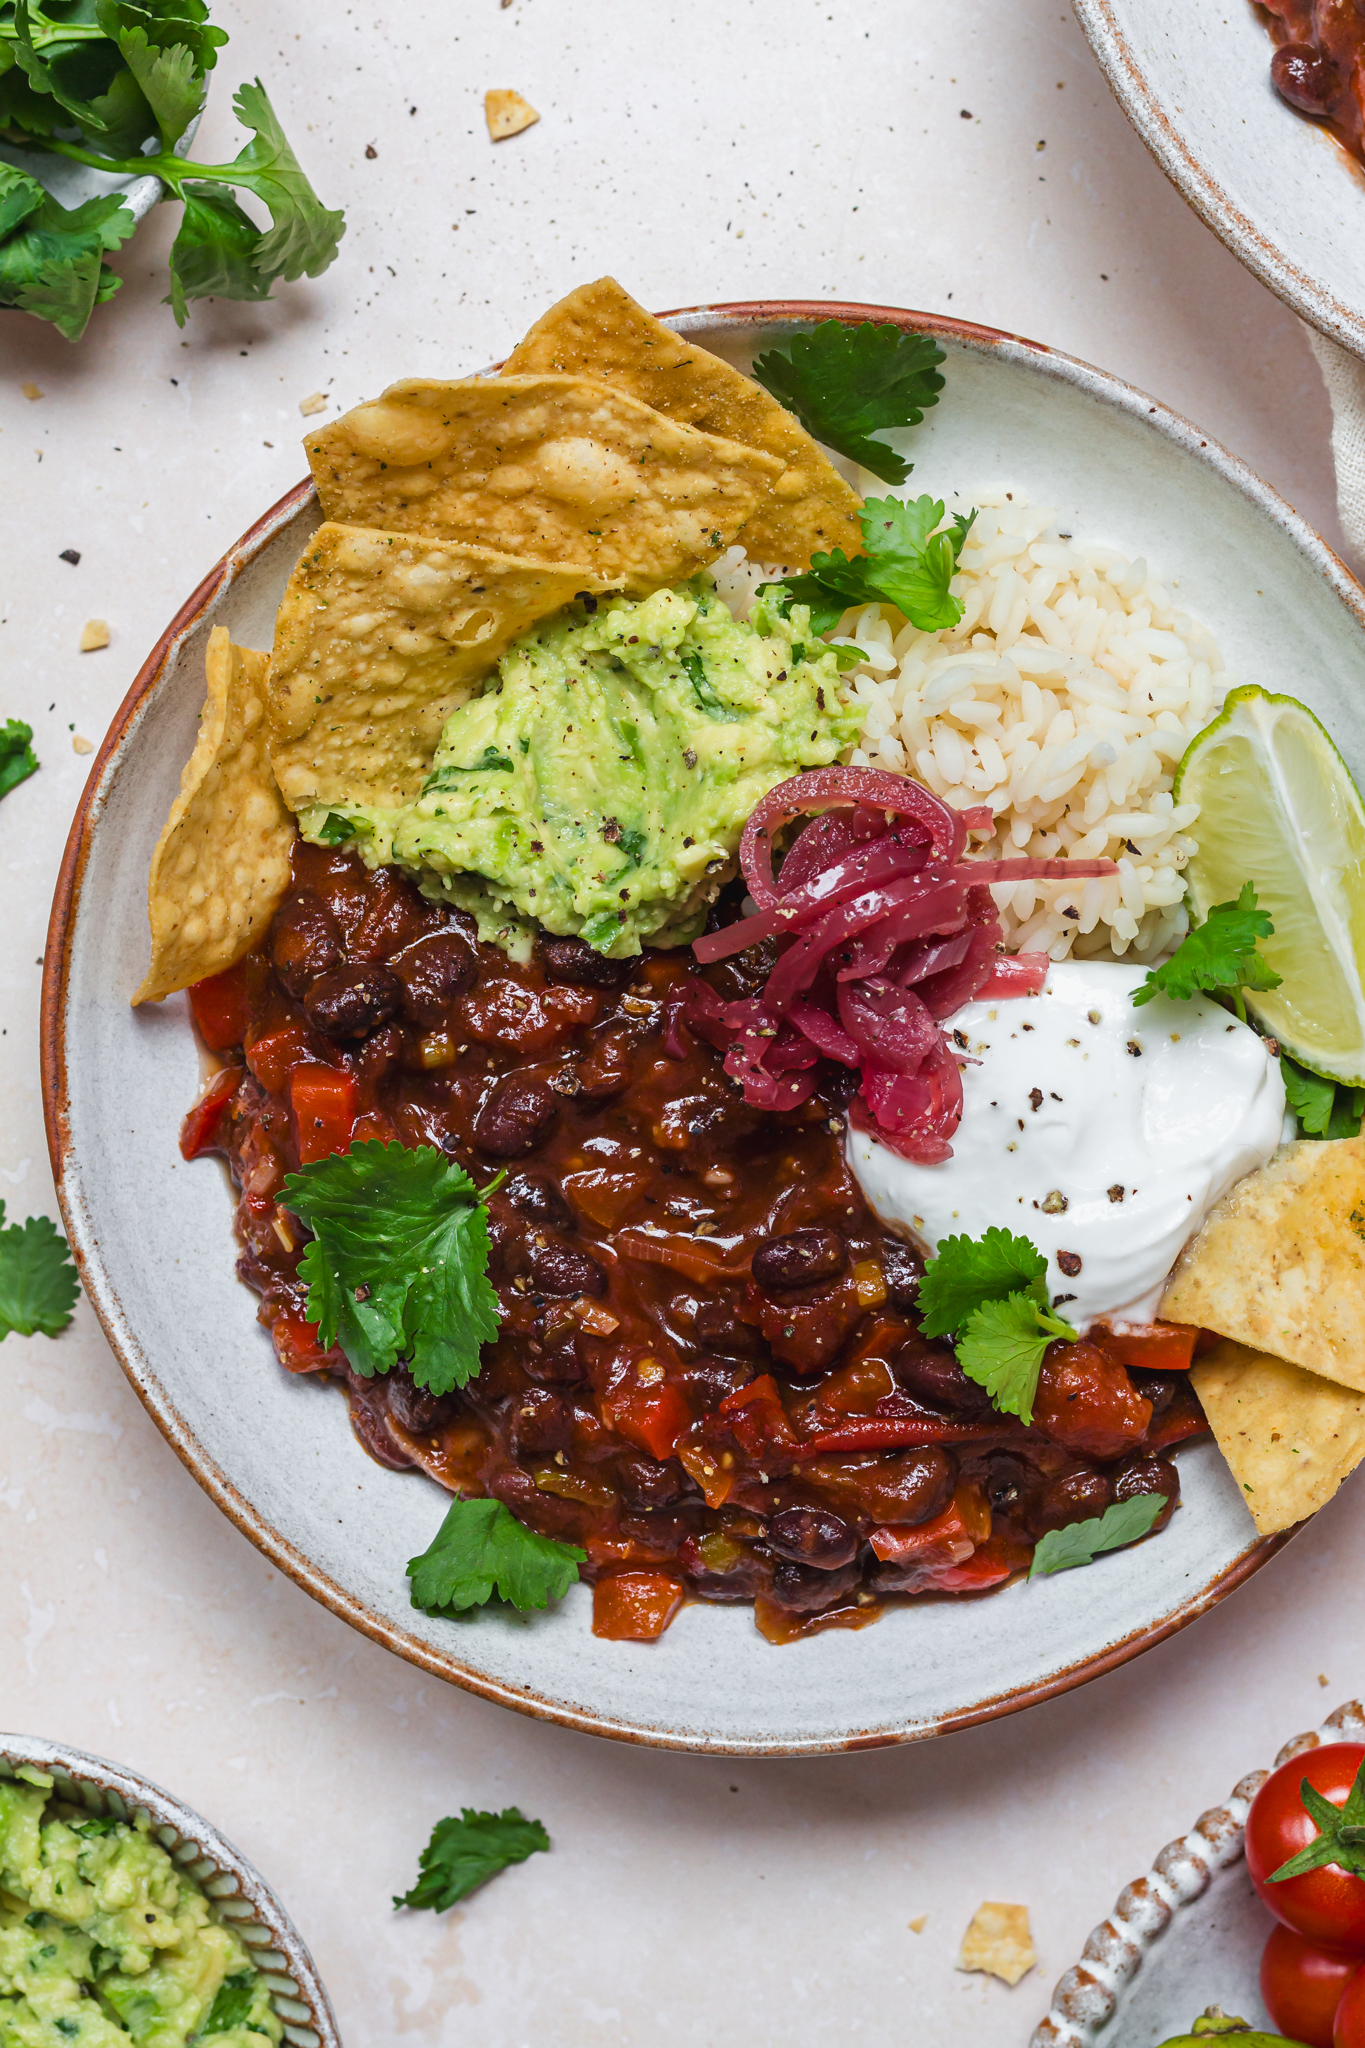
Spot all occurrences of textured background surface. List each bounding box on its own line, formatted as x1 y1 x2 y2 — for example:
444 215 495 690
0 2 1359 2042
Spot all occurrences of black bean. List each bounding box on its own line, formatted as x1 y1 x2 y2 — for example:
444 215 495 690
270 891 343 997
983 1453 1036 1517
577 1024 635 1099
390 931 478 1023
870 1448 955 1524
523 1332 587 1385
474 1073 558 1156
767 1505 857 1569
678 1356 752 1412
303 963 403 1039
752 1227 848 1295
527 1238 608 1298
1130 1369 1177 1425
617 1453 687 1511
678 1534 772 1601
503 1170 575 1229
892 1338 993 1413
1271 42 1337 116
692 1301 763 1358
879 1236 924 1310
539 933 634 990
386 1368 452 1436
347 1391 416 1470
768 1559 861 1614
1112 1453 1180 1531
509 1387 575 1458
1031 1467 1114 1537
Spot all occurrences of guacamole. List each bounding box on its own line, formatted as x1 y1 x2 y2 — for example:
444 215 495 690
0 1771 281 2047
300 578 862 958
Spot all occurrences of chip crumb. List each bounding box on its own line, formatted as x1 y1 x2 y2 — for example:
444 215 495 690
1320 1672 1330 1686
956 1901 1036 1986
299 391 328 417
71 734 93 755
908 1915 927 1934
21 381 42 400
79 619 110 652
486 88 539 139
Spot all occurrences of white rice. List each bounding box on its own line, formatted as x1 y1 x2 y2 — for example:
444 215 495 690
713 487 1230 962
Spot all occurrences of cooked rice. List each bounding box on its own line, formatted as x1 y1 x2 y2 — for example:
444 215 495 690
713 487 1230 961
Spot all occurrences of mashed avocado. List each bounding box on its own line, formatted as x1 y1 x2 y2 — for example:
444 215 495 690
0 1772 281 2047
300 578 862 958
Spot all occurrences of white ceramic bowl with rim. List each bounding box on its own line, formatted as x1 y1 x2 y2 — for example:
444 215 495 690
40 300 1365 1756
1032 1697 1365 2045
0 104 203 236
0 1734 339 2047
1072 0 1365 357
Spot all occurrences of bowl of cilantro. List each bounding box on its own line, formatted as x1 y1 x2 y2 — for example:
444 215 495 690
39 296 1365 1755
0 0 344 342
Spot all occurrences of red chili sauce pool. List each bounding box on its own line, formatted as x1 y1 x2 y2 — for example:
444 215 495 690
1260 1 1365 166
183 844 1209 1643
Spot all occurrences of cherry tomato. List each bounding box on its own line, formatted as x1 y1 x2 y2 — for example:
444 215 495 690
1335 1963 1365 2047
1247 1744 1365 1949
1261 1923 1362 2048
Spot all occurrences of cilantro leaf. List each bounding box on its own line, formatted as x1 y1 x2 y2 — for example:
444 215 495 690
407 1497 585 1616
0 718 39 799
166 179 272 323
956 1290 1077 1425
209 79 345 282
750 320 945 484
915 1226 1047 1338
201 1971 257 2032
1281 1053 1365 1140
0 164 45 241
761 496 974 638
0 184 135 339
1028 1493 1167 1578
394 1807 550 1912
0 1200 80 1340
1133 883 1281 1014
282 1141 500 1395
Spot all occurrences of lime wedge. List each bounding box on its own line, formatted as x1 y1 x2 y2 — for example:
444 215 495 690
1175 685 1365 1086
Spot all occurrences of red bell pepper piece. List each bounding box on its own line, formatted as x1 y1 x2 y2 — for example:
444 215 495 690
245 1025 312 1096
290 1064 358 1165
591 1571 685 1640
603 1378 692 1462
717 1373 798 1461
1097 1322 1201 1373
794 1415 1019 1457
188 964 249 1051
178 1065 241 1160
272 1312 335 1374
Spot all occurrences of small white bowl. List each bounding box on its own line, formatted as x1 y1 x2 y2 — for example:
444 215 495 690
0 1734 340 2048
1032 1698 1365 2045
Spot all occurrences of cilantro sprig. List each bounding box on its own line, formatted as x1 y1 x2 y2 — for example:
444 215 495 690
1029 1494 1166 1579
0 719 39 800
0 4 344 338
0 1200 80 1340
1133 884 1281 1019
282 1141 500 1396
407 1497 585 1616
395 1808 550 1912
760 496 975 641
916 1226 1077 1425
1281 1052 1365 1140
751 320 945 483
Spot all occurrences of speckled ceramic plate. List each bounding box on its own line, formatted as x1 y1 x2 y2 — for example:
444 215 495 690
0 1735 339 2047
1032 1698 1365 2046
40 301 1365 1756
1073 0 1365 357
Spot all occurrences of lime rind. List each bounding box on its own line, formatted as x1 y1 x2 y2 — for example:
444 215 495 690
1174 684 1365 1088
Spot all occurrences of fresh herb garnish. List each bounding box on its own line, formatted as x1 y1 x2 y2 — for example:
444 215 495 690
750 320 945 483
201 1972 257 2032
761 497 975 638
681 650 739 722
0 1201 80 1341
616 824 648 866
0 4 344 340
407 1497 585 1616
394 1807 550 1912
1133 883 1281 1019
0 718 39 799
282 1142 500 1395
314 810 356 845
916 1226 1077 1425
1281 1052 1365 1140
1028 1494 1166 1579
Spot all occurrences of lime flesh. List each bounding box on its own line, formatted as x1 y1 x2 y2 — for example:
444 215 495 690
1175 685 1365 1086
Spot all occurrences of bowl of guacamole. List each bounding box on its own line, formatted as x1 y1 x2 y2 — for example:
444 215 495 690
0 1740 338 2048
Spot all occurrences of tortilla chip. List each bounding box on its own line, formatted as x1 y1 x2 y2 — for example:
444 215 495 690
1191 1338 1365 1535
267 522 597 811
504 276 864 568
956 1902 1035 1986
133 628 293 1004
485 88 538 139
303 373 784 592
1160 1139 1365 1393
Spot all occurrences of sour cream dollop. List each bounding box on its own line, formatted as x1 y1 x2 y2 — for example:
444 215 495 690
846 958 1286 1328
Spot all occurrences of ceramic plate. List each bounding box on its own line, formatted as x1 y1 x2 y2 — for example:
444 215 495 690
1073 0 1365 356
0 1734 339 2048
1032 1698 1365 2045
41 301 1363 1756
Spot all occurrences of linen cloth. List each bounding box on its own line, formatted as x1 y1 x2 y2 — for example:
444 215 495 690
1308 323 1365 565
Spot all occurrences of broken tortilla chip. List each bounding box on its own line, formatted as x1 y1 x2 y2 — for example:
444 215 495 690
303 373 784 592
504 277 864 568
1160 1138 1365 1393
1192 1338 1365 1536
485 88 538 140
134 628 293 1004
956 1902 1035 1986
267 522 599 811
